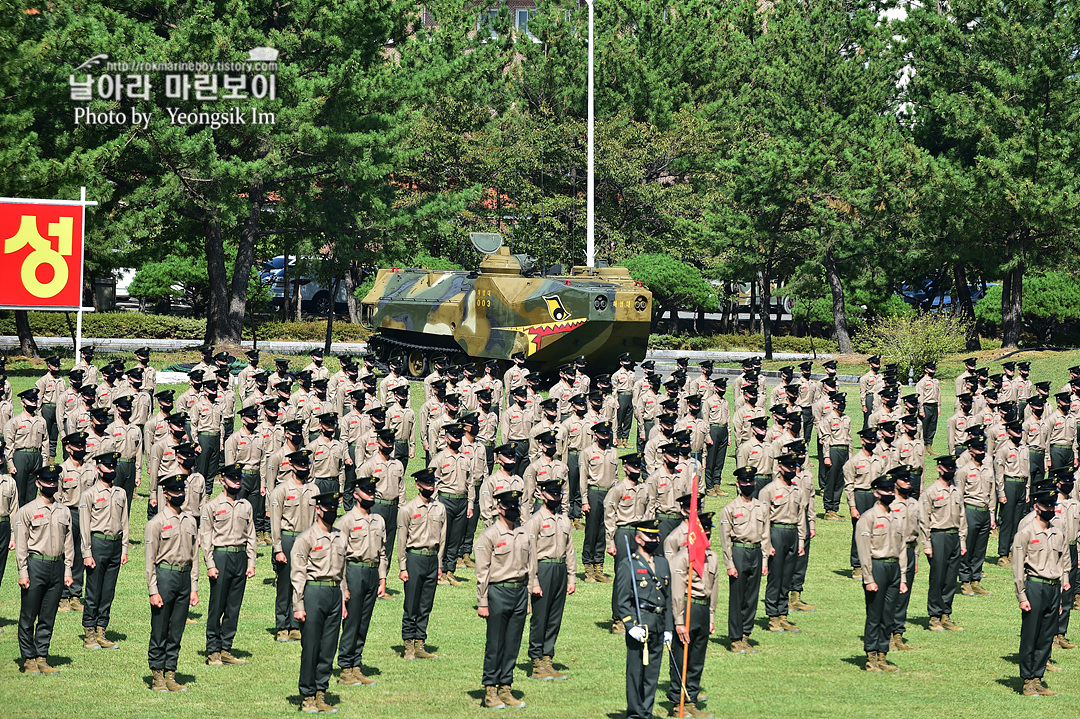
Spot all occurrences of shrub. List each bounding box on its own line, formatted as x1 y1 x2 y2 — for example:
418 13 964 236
246 321 369 343
0 312 207 339
857 311 970 379
647 332 840 354
975 272 1080 343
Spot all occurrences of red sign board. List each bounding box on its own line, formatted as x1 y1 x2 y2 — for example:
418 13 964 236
0 199 87 310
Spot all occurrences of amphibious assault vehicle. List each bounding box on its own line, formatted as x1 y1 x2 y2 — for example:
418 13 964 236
360 234 652 377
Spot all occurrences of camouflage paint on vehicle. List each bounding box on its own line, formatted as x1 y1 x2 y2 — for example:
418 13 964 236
361 247 651 372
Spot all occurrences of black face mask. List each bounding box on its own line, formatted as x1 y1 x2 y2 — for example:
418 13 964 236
896 485 911 499
738 482 755 497
1039 508 1056 522
597 436 611 448
1060 483 1075 496
447 437 462 449
99 467 116 484
39 485 58 498
640 538 660 554
224 481 241 496
503 506 521 523
379 443 393 457
626 470 641 484
71 448 87 461
544 498 562 513
543 444 557 458
879 493 895 506
941 469 956 483
419 487 435 499
359 497 376 510
179 456 196 470
167 492 186 507
320 507 338 525
294 467 311 481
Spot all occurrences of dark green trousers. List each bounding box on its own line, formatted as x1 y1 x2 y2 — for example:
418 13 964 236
616 393 633 441
922 403 939 449
197 433 221 494
801 406 814 443
371 500 399 568
401 551 438 640
862 394 875 430
766 525 797 616
849 490 876 567
1049 445 1073 473
148 565 191 671
343 446 356 512
657 513 682 549
625 613 664 719
1029 449 1046 489
792 521 811 593
1059 545 1078 636
705 425 728 490
299 583 342 696
239 471 268 534
83 534 123 628
438 493 467 574
611 527 636 621
566 451 581 520
823 447 848 513
581 488 608 565
959 506 991 583
13 449 42 506
863 559 900 653
116 460 136 518
1020 578 1059 680
667 601 709 704
275 533 299 631
637 420 654 455
62 506 83 599
482 583 527 686
728 545 761 640
0 520 9 590
529 561 567 659
338 563 379 668
41 404 58 459
998 480 1028 558
206 549 247 653
18 555 63 658
462 486 481 558
892 544 917 636
926 530 960 617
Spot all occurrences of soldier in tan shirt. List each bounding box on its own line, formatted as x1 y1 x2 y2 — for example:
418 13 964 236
226 405 268 544
0 442 18 593
199 464 257 665
58 432 96 612
107 395 142 518
429 422 473 583
996 420 1031 567
78 451 129 648
290 488 348 712
845 428 886 580
145 475 200 692
957 437 1003 596
35 356 66 460
524 479 576 680
721 467 772 652
269 449 317 641
307 412 352 498
762 453 808 631
14 465 74 673
475 489 534 709
397 468 447 660
667 511 719 712
920 455 968 631
357 429 406 567
523 431 570 516
5 388 50 506
854 474 909 672
819 393 852 520
336 476 387 686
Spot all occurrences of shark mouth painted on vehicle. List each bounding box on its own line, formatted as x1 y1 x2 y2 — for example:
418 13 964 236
507 319 587 354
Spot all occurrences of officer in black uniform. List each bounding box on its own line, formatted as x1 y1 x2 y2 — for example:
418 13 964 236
615 518 672 719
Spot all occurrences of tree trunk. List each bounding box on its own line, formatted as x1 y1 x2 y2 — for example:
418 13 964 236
696 305 706 335
204 218 229 346
324 276 340 355
668 305 680 334
226 177 262 344
344 262 360 324
749 280 758 333
282 251 291 321
15 310 39 357
1002 262 1023 349
761 267 774 360
823 248 854 353
952 263 981 351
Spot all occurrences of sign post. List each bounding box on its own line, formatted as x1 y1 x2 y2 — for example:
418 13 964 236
0 189 97 353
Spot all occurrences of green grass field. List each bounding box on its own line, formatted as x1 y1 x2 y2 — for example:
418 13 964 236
2 347 1080 719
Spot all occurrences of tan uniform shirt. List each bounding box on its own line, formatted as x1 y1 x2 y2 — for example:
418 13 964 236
918 480 968 552
843 450 885 509
1023 415 1049 453
670 546 719 626
145 507 199 595
604 478 657 547
651 465 691 516
719 496 772 569
859 371 883 405
107 418 143 463
225 427 265 473
523 456 570 514
1046 408 1078 453
475 519 535 608
855 502 909 582
290 523 348 613
35 373 66 405
357 453 407 504
265 442 302 494
526 505 576 587
155 471 206 516
956 459 1002 509
336 508 388 579
396 496 448 571
269 479 317 553
549 380 575 417
916 376 941 406
479 470 527 525
189 395 224 436
0 474 18 520
15 497 75 581
199 494 257 571
736 437 774 477
761 477 809 549
995 439 1030 480
430 447 475 502
579 443 618 501
78 481 130 554
306 435 350 491
732 403 765 446
387 403 417 455
954 371 972 397
148 435 181 494
59 459 97 507
819 409 852 451
4 411 50 471
1013 518 1071 603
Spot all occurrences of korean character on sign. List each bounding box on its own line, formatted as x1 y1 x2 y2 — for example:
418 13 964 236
96 74 124 101
221 74 248 100
193 73 219 101
165 74 191 101
250 74 276 100
125 74 151 101
69 75 94 101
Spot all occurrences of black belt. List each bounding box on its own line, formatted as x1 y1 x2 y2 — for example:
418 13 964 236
347 559 378 568
91 531 122 541
638 600 665 615
538 557 565 564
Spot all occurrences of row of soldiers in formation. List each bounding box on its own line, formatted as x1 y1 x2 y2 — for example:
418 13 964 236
3 347 1080 711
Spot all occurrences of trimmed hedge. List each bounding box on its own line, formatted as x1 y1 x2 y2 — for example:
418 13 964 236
648 332 840 354
244 321 369 343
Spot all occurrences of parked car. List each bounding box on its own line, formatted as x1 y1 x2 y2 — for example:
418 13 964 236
900 278 995 312
260 256 351 315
